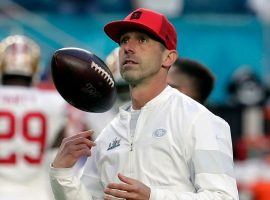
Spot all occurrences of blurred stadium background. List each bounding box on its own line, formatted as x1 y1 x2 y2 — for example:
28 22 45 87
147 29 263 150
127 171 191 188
0 0 267 104
1 0 270 199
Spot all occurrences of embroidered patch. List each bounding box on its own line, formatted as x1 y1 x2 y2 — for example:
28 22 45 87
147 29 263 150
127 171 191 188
130 11 142 20
107 137 121 150
152 128 167 138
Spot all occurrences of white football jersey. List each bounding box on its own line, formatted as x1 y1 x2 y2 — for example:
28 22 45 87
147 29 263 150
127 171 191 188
0 85 67 200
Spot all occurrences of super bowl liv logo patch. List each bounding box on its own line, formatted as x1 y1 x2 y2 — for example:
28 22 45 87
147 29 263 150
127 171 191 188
107 137 121 151
152 128 167 138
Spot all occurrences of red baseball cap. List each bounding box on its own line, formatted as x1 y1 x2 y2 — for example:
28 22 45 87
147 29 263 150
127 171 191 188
104 8 177 50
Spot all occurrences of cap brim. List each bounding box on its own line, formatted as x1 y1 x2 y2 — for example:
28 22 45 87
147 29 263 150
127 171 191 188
104 21 165 45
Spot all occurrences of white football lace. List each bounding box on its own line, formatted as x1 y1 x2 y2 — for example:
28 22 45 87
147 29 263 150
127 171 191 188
90 61 115 88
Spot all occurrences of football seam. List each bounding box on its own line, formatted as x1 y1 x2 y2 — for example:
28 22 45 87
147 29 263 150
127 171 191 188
55 51 115 88
90 60 115 88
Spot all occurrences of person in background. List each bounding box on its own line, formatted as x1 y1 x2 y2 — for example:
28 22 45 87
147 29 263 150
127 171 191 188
50 8 238 199
0 35 67 200
105 46 130 105
167 57 215 104
84 47 129 138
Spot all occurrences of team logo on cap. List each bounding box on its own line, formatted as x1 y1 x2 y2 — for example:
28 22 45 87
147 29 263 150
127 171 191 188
130 11 142 20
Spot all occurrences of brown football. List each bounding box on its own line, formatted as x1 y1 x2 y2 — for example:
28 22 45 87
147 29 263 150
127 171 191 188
51 47 117 113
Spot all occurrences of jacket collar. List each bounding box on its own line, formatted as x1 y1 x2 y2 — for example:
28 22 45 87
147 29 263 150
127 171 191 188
119 85 173 116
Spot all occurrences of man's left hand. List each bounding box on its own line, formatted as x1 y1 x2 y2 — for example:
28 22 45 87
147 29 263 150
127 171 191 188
104 173 151 200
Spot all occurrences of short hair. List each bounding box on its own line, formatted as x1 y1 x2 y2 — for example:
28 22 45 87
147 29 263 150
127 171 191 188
173 58 215 104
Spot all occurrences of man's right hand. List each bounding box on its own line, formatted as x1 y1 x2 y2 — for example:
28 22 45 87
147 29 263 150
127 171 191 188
52 130 96 168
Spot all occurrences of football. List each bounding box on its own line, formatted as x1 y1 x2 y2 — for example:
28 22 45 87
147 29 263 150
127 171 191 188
51 47 117 113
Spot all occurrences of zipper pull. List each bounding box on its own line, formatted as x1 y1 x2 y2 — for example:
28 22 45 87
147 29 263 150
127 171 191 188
130 142 133 151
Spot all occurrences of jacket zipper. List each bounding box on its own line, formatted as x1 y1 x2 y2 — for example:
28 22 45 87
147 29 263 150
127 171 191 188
130 141 133 151
129 109 141 176
129 135 134 176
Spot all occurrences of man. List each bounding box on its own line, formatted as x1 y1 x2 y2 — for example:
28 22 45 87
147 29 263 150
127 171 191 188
167 58 215 104
0 35 67 200
50 8 239 199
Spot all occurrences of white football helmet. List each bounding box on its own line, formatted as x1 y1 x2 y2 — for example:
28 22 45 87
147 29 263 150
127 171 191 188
0 35 40 77
105 47 130 103
105 47 121 82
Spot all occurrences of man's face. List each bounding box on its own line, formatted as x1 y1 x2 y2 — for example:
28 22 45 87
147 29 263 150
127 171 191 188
118 31 165 85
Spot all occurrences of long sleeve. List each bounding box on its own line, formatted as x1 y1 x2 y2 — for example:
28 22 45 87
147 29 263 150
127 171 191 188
49 166 90 200
149 110 239 200
49 146 104 200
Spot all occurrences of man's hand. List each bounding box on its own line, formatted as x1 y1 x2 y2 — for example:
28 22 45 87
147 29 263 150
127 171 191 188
104 173 150 200
52 130 96 168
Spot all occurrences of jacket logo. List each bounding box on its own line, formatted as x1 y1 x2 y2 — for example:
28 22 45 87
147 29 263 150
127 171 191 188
153 128 167 138
107 137 121 150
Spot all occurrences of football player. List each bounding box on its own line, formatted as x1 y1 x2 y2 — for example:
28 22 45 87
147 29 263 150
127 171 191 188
0 35 67 200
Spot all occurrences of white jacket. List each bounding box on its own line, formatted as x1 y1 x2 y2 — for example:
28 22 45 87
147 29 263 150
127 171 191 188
50 86 239 200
